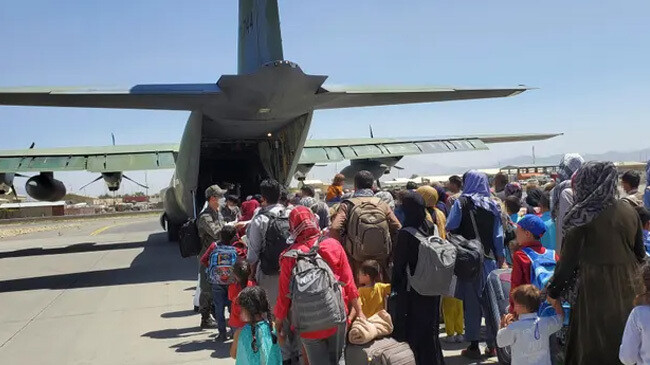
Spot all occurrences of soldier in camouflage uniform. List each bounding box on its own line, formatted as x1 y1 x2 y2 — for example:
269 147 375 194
197 184 226 329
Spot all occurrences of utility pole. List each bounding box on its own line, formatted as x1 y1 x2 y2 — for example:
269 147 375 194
532 146 536 165
145 171 149 196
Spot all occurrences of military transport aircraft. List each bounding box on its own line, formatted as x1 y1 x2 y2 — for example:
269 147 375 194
0 0 559 240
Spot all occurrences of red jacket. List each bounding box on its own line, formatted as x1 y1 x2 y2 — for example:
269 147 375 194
228 280 256 328
509 241 560 314
275 237 359 340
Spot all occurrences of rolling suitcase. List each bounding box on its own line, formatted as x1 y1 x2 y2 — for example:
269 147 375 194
345 337 415 365
485 268 512 365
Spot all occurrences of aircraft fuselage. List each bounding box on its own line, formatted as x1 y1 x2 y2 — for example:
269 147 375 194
163 61 324 224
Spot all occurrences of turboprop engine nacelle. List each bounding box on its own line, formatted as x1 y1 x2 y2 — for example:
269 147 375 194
25 172 66 202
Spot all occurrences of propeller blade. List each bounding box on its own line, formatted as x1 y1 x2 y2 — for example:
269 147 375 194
28 142 35 149
14 173 29 178
393 165 405 170
123 174 149 189
111 133 116 146
369 125 374 138
11 184 18 199
79 176 103 190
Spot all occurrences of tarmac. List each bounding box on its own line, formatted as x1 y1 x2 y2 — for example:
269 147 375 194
0 216 497 364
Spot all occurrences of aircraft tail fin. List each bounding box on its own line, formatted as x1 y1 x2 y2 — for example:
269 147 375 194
238 0 284 75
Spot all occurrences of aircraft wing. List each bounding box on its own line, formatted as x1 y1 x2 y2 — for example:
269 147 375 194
314 85 530 109
0 144 179 173
299 133 561 164
0 84 220 110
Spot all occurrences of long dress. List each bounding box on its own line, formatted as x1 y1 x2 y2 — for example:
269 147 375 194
392 228 445 365
548 201 646 365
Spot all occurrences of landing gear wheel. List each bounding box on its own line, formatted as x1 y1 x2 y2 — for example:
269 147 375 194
166 218 180 242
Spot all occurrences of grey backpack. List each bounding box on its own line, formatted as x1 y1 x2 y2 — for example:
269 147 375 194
283 240 346 333
403 227 457 296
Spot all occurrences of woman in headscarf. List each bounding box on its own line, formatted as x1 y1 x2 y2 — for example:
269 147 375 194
416 185 465 344
546 162 646 365
237 199 261 237
445 170 505 359
274 206 362 365
299 196 330 230
374 190 396 210
504 182 523 200
550 153 584 252
391 192 445 365
416 186 446 239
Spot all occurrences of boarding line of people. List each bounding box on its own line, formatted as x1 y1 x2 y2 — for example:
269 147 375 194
192 157 650 365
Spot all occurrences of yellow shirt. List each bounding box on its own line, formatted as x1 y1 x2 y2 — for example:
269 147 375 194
358 282 391 318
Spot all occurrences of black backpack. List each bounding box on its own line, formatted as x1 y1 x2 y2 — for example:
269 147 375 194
259 210 291 275
179 218 202 258
447 209 484 281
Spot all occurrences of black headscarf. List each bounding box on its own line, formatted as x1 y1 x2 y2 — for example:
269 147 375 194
525 188 544 208
401 191 435 234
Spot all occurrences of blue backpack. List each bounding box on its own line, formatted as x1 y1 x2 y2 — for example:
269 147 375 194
206 244 238 285
522 247 570 325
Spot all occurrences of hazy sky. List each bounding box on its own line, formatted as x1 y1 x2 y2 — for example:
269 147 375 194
1 1 649 196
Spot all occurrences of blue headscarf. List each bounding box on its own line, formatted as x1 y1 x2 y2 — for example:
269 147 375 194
461 170 501 216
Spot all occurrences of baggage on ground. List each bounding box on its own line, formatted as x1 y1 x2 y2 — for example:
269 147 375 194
345 337 415 365
485 268 512 365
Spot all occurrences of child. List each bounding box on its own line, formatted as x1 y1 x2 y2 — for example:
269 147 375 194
538 192 556 250
504 195 522 224
201 225 239 341
509 214 559 314
230 286 282 365
497 284 564 365
634 206 650 255
356 260 391 318
619 261 650 365
229 260 255 330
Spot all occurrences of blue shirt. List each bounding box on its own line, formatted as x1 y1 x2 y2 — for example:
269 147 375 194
643 230 650 256
497 313 563 365
510 213 520 224
644 187 650 210
539 211 557 250
446 199 505 260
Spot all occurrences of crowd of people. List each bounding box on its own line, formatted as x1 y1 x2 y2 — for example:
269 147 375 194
192 156 650 365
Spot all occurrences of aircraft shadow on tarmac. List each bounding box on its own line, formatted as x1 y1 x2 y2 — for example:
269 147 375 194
0 232 196 293
0 241 149 259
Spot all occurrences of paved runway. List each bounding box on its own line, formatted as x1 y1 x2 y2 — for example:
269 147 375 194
0 216 496 364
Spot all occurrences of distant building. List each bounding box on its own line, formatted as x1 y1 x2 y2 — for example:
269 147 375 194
122 195 149 203
0 201 65 219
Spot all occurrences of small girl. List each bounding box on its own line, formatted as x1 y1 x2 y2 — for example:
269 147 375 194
357 259 391 318
619 261 650 365
228 260 256 330
230 286 282 365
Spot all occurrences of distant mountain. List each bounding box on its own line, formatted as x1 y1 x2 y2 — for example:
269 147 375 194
499 148 650 167
383 148 650 179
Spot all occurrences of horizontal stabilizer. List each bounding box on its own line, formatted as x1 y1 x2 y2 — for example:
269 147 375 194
314 85 531 109
0 84 221 110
